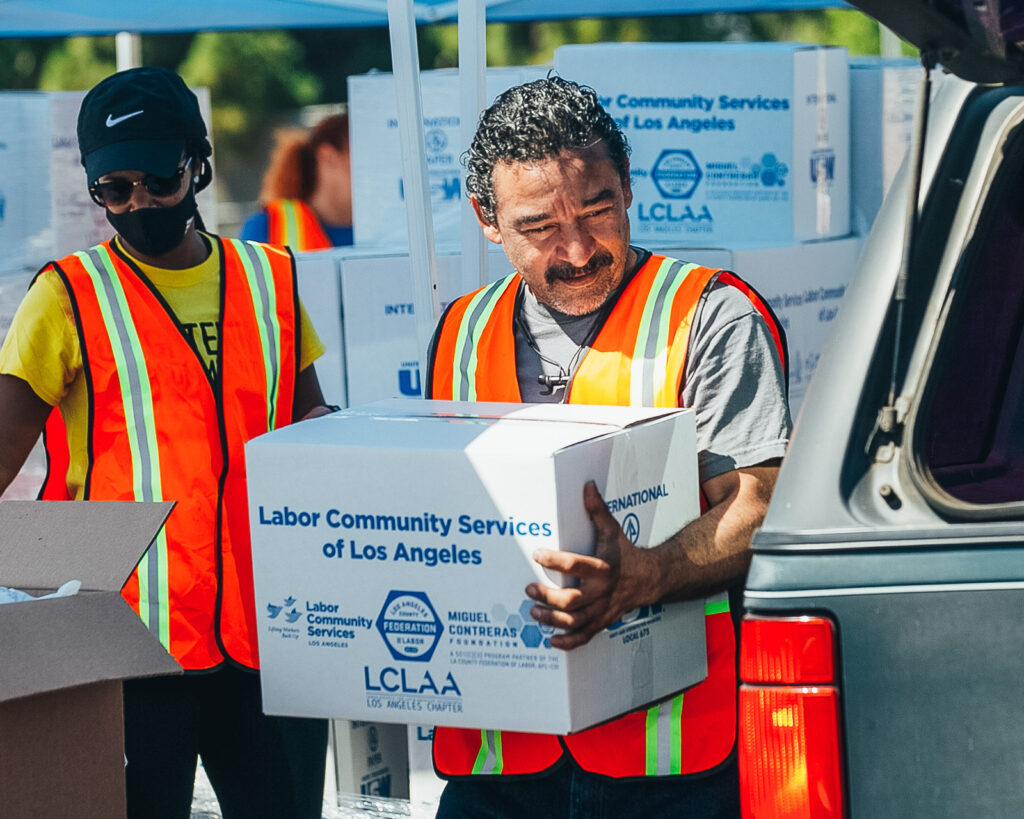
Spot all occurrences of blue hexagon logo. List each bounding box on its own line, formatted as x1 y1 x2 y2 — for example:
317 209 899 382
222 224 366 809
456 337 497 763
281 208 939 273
375 590 443 662
752 153 788 188
516 598 555 646
521 624 544 648
651 150 702 199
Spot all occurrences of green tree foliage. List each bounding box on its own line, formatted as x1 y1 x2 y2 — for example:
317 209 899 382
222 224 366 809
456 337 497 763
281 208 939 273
179 31 322 161
425 11 898 68
746 9 892 54
38 36 116 90
0 39 59 89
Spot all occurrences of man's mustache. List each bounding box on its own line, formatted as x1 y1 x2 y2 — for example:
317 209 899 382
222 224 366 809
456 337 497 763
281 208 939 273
545 251 615 285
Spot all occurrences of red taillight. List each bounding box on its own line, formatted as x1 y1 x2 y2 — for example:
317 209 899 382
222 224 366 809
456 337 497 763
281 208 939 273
739 615 844 819
741 614 836 684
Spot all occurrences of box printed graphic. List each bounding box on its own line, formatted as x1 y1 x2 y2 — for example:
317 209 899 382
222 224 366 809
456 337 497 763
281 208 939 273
248 401 708 735
348 67 547 247
554 42 850 245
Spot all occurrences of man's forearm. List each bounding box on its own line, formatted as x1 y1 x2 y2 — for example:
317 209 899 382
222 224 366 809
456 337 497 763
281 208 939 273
644 464 778 604
525 464 779 650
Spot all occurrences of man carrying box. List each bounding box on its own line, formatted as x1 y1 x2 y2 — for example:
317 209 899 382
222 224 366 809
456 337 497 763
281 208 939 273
426 76 792 818
0 68 333 817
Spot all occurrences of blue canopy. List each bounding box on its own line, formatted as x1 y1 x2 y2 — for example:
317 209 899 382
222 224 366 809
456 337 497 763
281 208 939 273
0 0 848 37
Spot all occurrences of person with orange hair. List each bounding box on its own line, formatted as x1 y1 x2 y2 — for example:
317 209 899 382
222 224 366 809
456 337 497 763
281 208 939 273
241 112 354 250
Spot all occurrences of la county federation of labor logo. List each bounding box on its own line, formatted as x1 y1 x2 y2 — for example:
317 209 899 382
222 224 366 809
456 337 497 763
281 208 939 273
651 149 702 199
375 590 444 662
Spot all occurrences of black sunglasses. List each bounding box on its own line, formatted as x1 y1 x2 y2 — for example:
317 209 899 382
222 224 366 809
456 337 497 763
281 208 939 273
90 157 193 207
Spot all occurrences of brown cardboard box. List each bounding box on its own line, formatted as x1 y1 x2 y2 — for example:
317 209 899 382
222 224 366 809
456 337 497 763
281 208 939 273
0 501 182 818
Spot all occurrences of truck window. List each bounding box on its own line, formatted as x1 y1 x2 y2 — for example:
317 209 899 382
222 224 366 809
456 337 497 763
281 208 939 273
914 136 1024 512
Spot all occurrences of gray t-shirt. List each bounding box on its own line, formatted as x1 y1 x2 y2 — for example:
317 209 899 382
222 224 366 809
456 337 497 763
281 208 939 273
513 248 792 484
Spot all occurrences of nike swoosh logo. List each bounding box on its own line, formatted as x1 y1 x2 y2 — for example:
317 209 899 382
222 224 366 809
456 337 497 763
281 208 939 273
106 110 144 127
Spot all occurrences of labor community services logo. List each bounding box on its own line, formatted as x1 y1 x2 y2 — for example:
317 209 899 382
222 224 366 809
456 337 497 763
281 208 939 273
376 590 444 662
266 595 301 623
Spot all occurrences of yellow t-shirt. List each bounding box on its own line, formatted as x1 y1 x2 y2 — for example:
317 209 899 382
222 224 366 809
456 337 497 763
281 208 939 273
0 234 326 499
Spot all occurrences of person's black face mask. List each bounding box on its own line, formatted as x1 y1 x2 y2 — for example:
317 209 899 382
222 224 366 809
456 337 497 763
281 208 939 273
106 186 197 258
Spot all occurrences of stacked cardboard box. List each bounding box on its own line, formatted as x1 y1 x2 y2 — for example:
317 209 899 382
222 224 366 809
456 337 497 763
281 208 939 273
554 42 850 246
0 88 216 277
849 57 921 233
665 235 863 416
347 66 547 247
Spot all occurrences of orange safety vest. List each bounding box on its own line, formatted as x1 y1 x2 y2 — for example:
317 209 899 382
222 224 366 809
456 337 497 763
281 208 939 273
427 254 786 778
39 237 298 671
265 198 333 251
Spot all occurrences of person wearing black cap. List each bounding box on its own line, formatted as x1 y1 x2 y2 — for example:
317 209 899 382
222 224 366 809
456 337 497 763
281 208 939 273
0 67 332 817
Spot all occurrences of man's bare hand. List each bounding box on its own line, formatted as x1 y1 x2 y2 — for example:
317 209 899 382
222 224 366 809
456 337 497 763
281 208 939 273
524 481 657 651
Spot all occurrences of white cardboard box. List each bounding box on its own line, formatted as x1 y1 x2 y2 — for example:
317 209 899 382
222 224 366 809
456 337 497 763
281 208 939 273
331 719 409 800
0 93 53 271
337 247 511 405
292 244 512 410
849 57 921 233
294 248 347 407
0 89 217 276
407 724 445 812
348 67 547 247
553 42 850 246
247 399 707 734
662 235 863 417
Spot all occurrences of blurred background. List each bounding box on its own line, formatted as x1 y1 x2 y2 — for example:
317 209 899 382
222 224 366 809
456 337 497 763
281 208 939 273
0 10 912 234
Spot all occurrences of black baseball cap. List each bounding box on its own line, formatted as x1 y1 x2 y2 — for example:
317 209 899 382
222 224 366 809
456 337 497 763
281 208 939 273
78 66 209 183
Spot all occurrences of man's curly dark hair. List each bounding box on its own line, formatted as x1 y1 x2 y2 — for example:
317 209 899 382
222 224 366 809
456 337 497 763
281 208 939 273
465 75 630 224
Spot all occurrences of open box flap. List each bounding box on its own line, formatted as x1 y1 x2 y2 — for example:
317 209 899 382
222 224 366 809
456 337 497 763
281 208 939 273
0 501 174 592
0 593 181 703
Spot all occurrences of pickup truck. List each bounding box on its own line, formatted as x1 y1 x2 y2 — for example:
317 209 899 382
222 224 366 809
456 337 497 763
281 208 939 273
737 2 1024 816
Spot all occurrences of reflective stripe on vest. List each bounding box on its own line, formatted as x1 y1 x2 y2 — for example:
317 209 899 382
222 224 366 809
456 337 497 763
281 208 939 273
641 593 729 775
74 244 173 647
451 274 518 401
632 256 694 406
227 239 284 427
430 254 784 778
266 199 332 251
570 257 712 407
472 730 503 774
42 238 298 669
